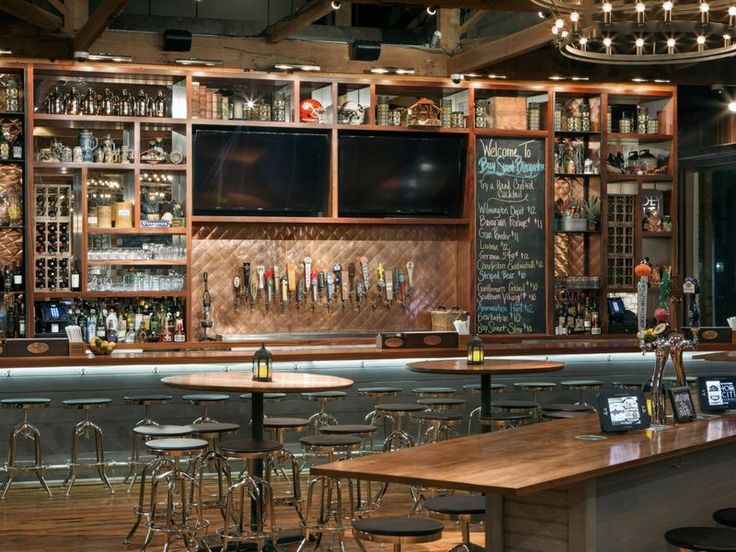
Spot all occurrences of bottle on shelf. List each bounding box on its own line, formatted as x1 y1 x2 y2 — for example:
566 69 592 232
18 301 25 338
0 295 7 338
0 127 9 160
3 265 11 292
7 297 15 338
554 291 602 336
105 309 118 343
70 262 81 292
12 263 23 292
11 128 22 160
95 308 106 339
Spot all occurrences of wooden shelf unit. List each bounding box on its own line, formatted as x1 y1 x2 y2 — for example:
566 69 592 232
0 60 678 347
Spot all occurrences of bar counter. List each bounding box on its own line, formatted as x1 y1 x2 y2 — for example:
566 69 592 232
314 413 736 551
1 336 734 369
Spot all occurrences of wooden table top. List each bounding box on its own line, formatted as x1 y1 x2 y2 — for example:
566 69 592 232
312 413 736 495
693 351 736 363
406 358 565 375
161 371 354 393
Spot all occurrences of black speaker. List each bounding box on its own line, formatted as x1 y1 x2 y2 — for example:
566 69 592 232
163 29 192 52
349 40 381 61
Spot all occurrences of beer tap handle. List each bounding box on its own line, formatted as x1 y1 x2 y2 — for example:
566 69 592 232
373 263 385 309
287 262 297 294
280 277 288 311
256 266 265 303
296 279 304 312
406 261 414 296
333 264 342 299
398 269 406 309
385 269 394 308
341 278 349 309
348 262 356 300
233 275 242 309
318 271 326 299
326 273 334 311
355 282 363 311
249 274 258 309
359 256 369 292
304 257 312 291
243 262 251 291
265 269 274 310
311 272 318 311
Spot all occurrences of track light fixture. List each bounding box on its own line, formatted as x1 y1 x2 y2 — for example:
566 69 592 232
426 5 438 15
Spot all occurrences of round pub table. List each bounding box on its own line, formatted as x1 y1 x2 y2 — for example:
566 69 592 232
406 359 565 433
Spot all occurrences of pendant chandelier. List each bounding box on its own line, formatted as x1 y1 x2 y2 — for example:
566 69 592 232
534 0 736 64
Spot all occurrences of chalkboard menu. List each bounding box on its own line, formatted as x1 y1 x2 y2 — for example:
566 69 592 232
475 137 546 334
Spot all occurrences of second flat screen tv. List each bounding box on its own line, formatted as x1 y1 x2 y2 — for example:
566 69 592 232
193 128 330 216
338 132 466 218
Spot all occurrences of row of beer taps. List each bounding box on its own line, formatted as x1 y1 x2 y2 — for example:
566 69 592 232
231 257 416 312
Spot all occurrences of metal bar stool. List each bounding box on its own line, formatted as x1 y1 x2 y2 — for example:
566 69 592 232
512 382 556 405
1 398 53 499
359 386 402 442
664 527 736 551
124 425 194 545
415 397 465 443
297 434 360 552
412 387 456 399
122 394 173 489
479 412 533 431
187 422 239 517
560 380 604 409
302 391 347 434
714 508 736 528
424 494 485 552
217 438 283 552
465 382 506 434
353 516 443 552
182 393 230 424
540 403 595 420
264 417 308 520
375 403 426 451
492 399 541 421
411 411 463 444
319 424 378 514
140 438 209 552
62 398 114 496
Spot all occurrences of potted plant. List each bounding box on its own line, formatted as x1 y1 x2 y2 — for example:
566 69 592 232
582 196 601 231
555 199 588 232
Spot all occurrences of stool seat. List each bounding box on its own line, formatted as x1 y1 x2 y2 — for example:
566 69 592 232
424 494 485 516
714 508 736 527
376 403 426 413
611 380 643 390
542 410 592 419
62 398 112 408
219 438 282 455
300 434 362 447
240 392 287 400
417 398 466 407
663 375 698 384
560 379 604 387
358 386 402 394
664 527 736 551
319 424 377 435
1 398 51 408
493 399 540 409
145 438 209 453
411 411 463 422
480 413 533 423
182 393 230 402
302 391 347 399
412 387 456 395
187 422 240 435
123 394 173 404
541 403 594 412
513 382 556 390
264 417 310 428
133 424 193 437
353 516 444 537
463 383 506 392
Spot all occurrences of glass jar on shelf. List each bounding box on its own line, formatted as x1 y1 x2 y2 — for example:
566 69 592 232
5 78 20 113
6 190 22 226
619 112 632 133
527 103 541 130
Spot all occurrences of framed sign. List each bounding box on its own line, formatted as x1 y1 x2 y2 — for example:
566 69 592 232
668 386 697 423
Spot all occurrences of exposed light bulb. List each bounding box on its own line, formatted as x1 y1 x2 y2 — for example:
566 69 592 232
602 2 612 12
635 38 645 47
724 34 732 47
697 34 706 44
663 1 673 10
603 37 612 47
700 2 709 12
552 26 559 36
602 2 613 24
331 0 341 9
426 5 437 15
635 2 646 12
730 6 736 16
561 30 569 38
729 101 736 112
666 37 676 53
569 11 579 22
555 17 565 29
579 36 588 45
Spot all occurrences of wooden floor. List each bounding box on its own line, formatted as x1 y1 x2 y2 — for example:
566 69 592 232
0 474 481 551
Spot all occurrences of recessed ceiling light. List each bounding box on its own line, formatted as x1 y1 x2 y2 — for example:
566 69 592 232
631 77 648 82
487 74 507 79
299 65 321 71
274 64 294 71
571 76 589 81
370 67 391 74
87 53 132 62
653 78 671 83
395 68 416 75
549 75 565 81
0 49 11 55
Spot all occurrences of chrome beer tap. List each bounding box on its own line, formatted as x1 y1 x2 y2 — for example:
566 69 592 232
256 266 265 305
280 277 289 312
310 269 318 312
318 271 326 301
347 262 356 304
233 274 242 309
406 261 415 296
333 264 342 301
248 274 258 310
296 279 305 312
384 269 394 309
373 263 385 309
397 268 406 309
265 269 274 311
355 282 364 311
326 273 334 312
287 262 297 300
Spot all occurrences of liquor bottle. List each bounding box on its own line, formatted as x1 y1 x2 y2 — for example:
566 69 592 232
17 301 25 337
126 308 135 343
11 129 22 160
149 304 161 342
174 310 185 342
117 309 127 342
95 310 106 338
3 265 11 292
591 301 602 335
87 307 97 341
584 298 593 333
0 295 7 338
78 306 87 342
70 263 81 292
154 89 167 118
7 297 15 338
106 309 118 343
0 129 9 160
12 263 23 292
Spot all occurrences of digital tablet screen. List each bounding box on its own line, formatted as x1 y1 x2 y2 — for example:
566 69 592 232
597 392 651 432
698 377 736 411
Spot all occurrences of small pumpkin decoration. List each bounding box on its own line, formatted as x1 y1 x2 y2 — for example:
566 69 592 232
634 258 653 278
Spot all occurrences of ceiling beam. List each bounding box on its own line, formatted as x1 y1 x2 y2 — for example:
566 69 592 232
438 9 461 53
47 0 67 16
263 0 335 44
0 0 63 32
448 21 551 74
458 10 485 36
351 0 537 10
74 0 128 51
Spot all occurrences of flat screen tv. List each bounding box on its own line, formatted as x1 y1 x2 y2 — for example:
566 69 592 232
193 127 330 216
338 132 466 217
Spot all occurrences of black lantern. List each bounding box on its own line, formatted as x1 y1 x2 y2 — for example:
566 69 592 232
467 335 484 365
252 344 273 382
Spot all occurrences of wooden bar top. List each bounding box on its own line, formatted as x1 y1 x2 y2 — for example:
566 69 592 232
312 413 736 495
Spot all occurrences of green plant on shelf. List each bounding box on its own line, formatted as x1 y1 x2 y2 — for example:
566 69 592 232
581 196 601 231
